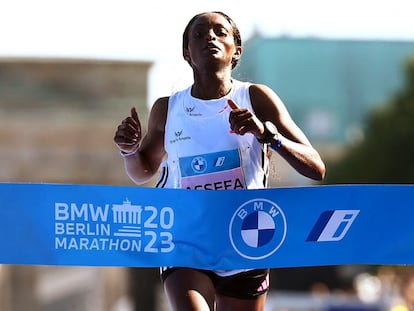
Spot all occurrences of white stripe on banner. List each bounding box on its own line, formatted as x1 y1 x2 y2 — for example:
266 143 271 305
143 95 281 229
0 183 413 268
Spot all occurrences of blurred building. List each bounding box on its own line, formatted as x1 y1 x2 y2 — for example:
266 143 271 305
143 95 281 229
235 36 414 145
0 58 151 185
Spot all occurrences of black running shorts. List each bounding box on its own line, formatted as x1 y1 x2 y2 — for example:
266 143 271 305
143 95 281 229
161 267 270 300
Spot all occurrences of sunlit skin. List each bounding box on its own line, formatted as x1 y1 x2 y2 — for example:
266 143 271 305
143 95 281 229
114 11 325 311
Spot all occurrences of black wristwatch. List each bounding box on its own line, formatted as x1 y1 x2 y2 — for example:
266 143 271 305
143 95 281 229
257 121 278 144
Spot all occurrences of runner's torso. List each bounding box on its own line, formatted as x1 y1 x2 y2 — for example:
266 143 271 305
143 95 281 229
157 80 269 191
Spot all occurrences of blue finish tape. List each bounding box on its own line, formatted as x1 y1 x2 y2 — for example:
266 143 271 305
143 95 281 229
0 183 413 268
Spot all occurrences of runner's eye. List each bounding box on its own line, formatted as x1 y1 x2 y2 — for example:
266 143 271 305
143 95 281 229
215 28 228 37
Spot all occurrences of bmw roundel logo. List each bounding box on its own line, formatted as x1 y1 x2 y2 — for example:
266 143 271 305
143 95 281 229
229 198 287 260
191 156 207 174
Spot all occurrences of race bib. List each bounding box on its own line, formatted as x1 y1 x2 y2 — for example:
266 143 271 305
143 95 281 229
179 149 246 190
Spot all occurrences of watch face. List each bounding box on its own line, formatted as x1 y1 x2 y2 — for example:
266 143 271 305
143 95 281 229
265 121 278 136
258 121 278 144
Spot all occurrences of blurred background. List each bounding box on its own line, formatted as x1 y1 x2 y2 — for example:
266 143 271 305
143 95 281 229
1 0 414 310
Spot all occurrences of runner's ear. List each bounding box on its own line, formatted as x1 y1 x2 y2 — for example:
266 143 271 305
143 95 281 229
232 47 242 63
183 50 191 62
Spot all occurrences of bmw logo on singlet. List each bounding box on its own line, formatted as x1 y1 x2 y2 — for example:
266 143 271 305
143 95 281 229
229 198 287 260
191 156 207 174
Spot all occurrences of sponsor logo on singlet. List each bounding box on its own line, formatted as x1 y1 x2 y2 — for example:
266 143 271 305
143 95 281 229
184 105 202 117
229 198 287 260
191 156 207 174
169 129 191 144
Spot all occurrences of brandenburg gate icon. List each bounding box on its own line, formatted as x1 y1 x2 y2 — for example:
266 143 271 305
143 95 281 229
112 199 143 225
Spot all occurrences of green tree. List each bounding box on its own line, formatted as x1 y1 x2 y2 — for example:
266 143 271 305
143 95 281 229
326 56 414 184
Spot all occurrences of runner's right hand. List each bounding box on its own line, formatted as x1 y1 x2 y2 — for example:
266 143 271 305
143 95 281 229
114 107 142 154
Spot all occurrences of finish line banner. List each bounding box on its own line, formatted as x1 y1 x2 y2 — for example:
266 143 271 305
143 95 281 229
0 183 413 269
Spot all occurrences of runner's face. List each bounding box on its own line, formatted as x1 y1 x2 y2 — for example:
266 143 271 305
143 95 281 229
185 13 239 70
